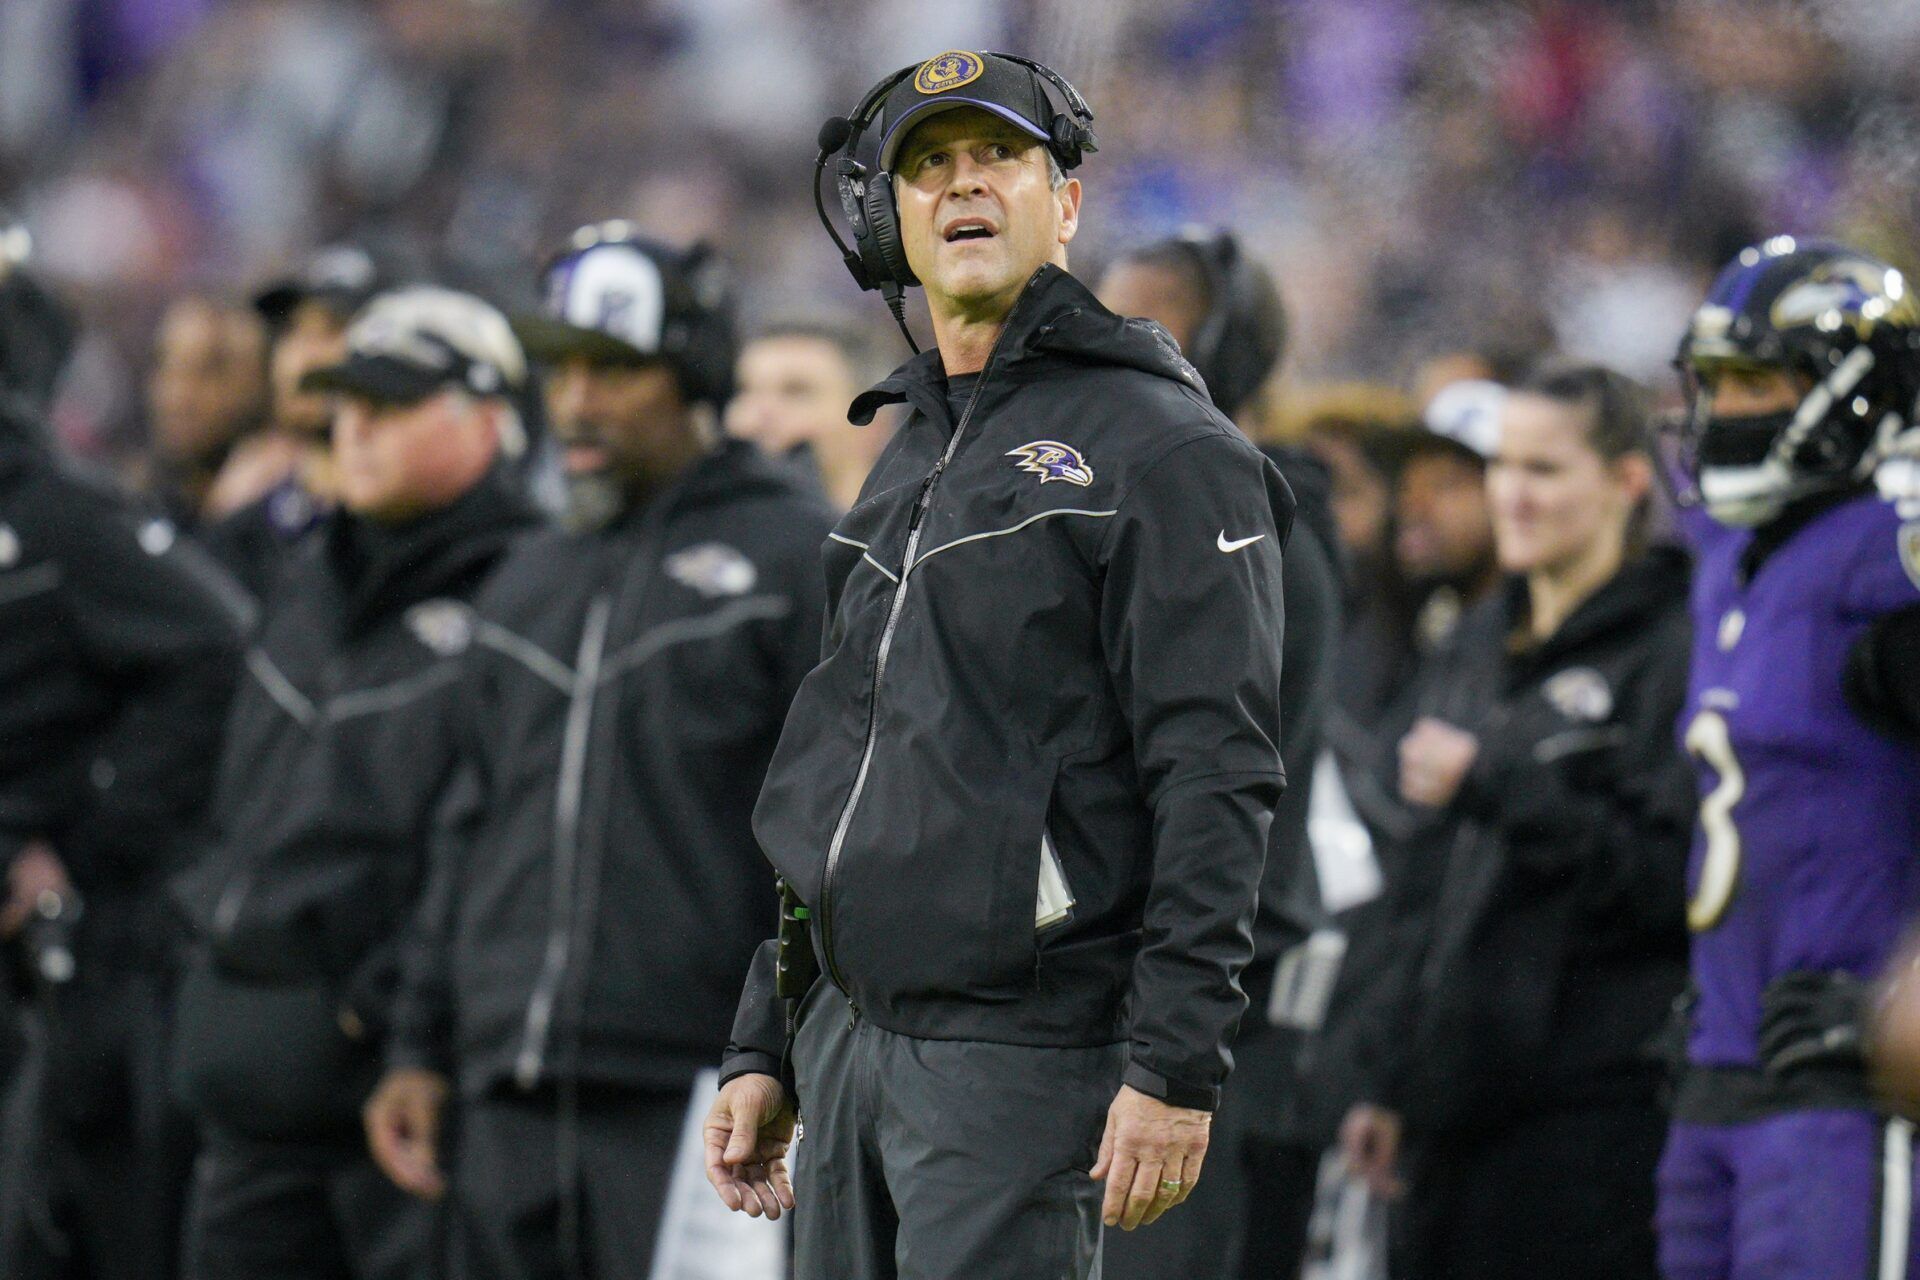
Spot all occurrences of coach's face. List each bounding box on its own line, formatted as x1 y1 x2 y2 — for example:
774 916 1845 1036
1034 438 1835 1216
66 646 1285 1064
893 109 1080 316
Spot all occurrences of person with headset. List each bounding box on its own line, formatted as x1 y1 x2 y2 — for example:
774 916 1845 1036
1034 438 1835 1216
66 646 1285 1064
360 228 834 1279
1095 231 1344 1278
704 52 1294 1278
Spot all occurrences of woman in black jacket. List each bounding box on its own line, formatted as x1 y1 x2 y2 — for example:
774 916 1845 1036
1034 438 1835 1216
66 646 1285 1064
1339 364 1693 1280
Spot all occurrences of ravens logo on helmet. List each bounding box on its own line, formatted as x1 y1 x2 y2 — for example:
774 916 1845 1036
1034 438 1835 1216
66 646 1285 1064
1673 237 1920 527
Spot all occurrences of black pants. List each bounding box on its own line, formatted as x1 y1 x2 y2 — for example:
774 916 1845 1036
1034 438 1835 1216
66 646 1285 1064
181 1127 435 1280
790 985 1124 1280
446 1083 688 1280
1101 1022 1319 1279
1 966 192 1280
1396 1101 1666 1280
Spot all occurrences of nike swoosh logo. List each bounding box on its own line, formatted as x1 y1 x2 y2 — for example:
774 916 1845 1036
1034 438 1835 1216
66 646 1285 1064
1217 531 1267 553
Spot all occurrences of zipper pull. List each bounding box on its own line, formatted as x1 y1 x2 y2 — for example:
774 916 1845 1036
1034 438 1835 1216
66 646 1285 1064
848 999 862 1030
908 469 940 531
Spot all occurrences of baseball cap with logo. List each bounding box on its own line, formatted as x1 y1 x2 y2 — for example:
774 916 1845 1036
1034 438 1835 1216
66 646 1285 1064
300 286 527 404
513 223 737 408
873 51 1094 174
1418 378 1507 463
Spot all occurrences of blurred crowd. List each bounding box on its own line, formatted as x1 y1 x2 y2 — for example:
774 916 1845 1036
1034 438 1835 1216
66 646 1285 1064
3 0 1920 460
3 3 1920 1279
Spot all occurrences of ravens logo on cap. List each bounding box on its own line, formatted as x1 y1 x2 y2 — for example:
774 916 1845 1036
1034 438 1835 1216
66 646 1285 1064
914 51 986 94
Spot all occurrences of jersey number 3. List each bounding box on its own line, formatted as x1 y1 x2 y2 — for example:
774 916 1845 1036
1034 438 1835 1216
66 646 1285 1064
1685 709 1744 931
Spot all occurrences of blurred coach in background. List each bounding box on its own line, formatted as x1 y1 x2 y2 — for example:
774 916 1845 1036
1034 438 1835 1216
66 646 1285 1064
0 236 247 1280
169 288 540 1280
1097 228 1344 1279
365 227 833 1280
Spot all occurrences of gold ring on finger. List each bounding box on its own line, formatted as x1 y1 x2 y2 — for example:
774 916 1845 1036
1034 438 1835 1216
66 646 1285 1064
1158 1179 1183 1193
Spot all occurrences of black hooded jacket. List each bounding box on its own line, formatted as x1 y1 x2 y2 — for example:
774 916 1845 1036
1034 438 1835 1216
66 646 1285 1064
0 403 246 915
723 266 1295 1111
385 439 836 1100
169 470 538 1137
1365 546 1695 1133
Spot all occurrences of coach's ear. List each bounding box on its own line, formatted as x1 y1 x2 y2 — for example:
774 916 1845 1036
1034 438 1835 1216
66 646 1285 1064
1055 178 1082 250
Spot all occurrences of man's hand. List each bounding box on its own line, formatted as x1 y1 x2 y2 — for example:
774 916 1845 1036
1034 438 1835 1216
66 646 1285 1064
1338 1103 1404 1199
1398 717 1480 809
704 1072 796 1220
1089 1084 1211 1231
364 1068 451 1201
1 840 72 938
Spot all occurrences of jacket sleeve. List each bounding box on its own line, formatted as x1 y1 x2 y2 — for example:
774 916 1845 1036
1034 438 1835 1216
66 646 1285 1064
1454 614 1695 942
719 939 787 1091
1098 432 1291 1110
49 483 248 886
383 759 479 1076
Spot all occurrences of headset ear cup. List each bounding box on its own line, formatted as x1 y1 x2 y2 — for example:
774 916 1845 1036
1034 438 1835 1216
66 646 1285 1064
861 177 917 289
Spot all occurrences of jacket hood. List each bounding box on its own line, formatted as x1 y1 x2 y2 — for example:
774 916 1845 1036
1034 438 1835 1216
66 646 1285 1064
1501 541 1691 666
849 265 1210 425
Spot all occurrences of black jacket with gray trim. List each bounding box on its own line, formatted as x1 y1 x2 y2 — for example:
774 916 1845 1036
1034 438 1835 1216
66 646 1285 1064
169 469 537 1137
724 266 1294 1111
0 401 245 917
386 440 835 1099
1359 546 1694 1133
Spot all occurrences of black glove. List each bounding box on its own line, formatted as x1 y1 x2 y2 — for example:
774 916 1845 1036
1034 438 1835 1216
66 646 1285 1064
1758 970 1869 1076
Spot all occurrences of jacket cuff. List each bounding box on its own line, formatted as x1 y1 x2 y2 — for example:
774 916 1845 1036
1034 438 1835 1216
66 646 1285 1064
1123 1060 1218 1112
1459 743 1580 849
719 1051 786 1096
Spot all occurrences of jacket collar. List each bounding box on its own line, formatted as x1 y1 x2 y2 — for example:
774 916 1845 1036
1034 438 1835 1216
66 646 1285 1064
847 264 1208 427
1500 542 1690 667
326 466 539 633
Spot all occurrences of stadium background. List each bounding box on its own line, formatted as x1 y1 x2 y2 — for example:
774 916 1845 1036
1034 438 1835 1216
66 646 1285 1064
4 0 1920 465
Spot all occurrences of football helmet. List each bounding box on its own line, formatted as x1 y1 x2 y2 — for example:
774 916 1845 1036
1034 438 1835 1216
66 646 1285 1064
1673 237 1920 526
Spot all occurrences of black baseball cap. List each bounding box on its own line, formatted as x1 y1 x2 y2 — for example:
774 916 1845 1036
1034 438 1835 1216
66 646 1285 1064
301 287 526 404
874 51 1083 174
513 223 737 407
254 243 402 328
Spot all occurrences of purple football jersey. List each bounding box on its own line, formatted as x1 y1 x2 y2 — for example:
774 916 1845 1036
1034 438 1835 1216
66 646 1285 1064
1683 493 1920 1066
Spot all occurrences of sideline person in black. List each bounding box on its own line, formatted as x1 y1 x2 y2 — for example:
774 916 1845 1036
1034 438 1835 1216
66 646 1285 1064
200 244 404 600
363 228 834 1280
1338 364 1693 1280
169 287 540 1280
1097 228 1345 1280
706 54 1292 1279
0 260 247 1279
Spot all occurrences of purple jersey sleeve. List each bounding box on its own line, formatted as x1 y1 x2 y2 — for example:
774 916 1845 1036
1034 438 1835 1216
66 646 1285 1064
1838 505 1920 621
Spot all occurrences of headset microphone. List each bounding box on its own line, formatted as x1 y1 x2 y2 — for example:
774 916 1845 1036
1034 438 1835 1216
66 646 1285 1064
817 117 853 155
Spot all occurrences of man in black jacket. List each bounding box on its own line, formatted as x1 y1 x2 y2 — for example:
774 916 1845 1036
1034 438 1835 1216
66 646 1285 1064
170 286 541 1280
706 54 1293 1278
0 256 248 1279
1097 230 1344 1279
363 228 834 1280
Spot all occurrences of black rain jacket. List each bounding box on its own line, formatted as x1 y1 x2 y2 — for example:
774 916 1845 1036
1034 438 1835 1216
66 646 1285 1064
724 266 1294 1110
386 440 835 1100
0 402 245 925
1363 545 1695 1134
169 469 536 1138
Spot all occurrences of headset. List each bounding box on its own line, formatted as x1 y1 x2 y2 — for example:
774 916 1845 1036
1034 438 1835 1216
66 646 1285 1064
540 221 739 409
812 53 1096 352
1170 228 1287 419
